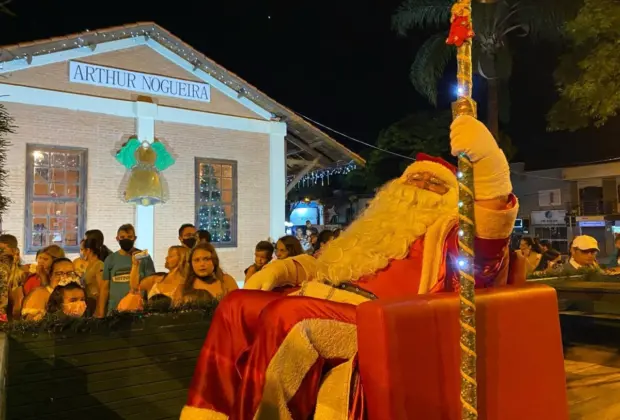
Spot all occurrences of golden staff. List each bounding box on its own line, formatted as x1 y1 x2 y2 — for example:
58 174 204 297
446 1 477 419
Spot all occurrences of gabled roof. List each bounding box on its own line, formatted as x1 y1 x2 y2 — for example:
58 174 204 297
0 22 364 175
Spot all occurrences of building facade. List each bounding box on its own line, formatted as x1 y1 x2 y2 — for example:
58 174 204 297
0 23 361 279
511 161 620 257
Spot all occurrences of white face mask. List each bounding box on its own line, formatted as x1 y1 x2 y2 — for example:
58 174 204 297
63 301 86 317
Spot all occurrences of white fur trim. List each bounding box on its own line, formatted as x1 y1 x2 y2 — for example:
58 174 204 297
402 160 458 188
474 197 519 239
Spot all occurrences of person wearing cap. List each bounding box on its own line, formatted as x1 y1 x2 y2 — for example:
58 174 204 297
181 116 521 420
560 235 601 274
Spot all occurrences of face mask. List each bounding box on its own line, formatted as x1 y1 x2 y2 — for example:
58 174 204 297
64 301 86 317
119 239 135 252
182 238 197 248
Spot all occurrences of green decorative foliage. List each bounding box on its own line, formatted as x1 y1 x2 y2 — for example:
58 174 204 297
548 0 620 131
392 0 578 129
2 300 218 336
0 104 13 222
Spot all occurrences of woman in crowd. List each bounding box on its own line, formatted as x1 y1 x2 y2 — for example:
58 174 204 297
519 237 543 275
274 235 303 260
73 240 89 278
46 282 87 318
130 245 189 304
21 258 78 320
85 229 112 262
81 237 106 316
181 243 237 301
12 245 65 318
313 229 334 257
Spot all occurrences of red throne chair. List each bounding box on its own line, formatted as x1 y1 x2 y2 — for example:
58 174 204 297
357 254 569 420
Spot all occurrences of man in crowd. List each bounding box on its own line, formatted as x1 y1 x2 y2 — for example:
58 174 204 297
179 224 198 249
100 224 155 316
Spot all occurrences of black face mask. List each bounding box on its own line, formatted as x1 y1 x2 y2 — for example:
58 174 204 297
182 238 197 249
118 239 135 252
195 273 216 284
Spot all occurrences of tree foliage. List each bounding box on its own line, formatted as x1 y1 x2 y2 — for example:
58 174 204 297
392 0 578 130
0 105 12 221
344 109 518 193
345 111 452 191
548 0 620 131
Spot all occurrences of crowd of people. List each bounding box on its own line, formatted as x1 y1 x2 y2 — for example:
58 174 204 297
0 221 342 322
517 233 620 277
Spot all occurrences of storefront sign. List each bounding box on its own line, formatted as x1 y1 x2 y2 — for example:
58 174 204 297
69 61 211 102
530 210 566 226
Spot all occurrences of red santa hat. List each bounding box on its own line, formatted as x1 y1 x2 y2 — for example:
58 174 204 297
401 153 458 189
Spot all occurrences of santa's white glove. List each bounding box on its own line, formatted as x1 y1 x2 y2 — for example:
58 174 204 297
244 256 317 291
450 116 512 200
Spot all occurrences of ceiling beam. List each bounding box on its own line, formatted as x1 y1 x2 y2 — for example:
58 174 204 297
286 158 320 194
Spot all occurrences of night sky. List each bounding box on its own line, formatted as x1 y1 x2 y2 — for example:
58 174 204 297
1 0 618 170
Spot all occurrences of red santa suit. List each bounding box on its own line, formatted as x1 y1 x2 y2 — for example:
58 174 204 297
182 119 518 420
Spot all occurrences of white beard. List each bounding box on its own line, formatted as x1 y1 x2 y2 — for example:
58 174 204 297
315 180 458 284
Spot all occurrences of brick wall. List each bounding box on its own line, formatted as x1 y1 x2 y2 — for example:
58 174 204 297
2 103 136 263
154 121 270 281
1 102 271 281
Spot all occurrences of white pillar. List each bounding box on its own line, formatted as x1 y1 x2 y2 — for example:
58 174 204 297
133 101 158 255
269 121 287 241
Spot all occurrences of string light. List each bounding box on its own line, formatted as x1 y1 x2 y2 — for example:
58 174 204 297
288 160 357 188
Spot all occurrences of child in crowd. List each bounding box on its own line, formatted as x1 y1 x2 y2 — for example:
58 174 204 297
100 224 155 316
244 241 275 283
46 282 87 318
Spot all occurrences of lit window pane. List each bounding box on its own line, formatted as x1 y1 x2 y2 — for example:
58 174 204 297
27 146 86 252
222 190 233 204
66 185 79 198
67 170 80 184
33 151 49 167
50 184 66 197
66 154 80 168
32 202 49 216
51 152 65 168
221 178 233 190
33 184 50 197
195 159 236 246
34 168 49 182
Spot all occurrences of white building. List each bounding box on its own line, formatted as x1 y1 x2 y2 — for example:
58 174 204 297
0 23 362 279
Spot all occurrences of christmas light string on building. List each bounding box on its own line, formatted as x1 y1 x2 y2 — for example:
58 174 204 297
287 161 357 188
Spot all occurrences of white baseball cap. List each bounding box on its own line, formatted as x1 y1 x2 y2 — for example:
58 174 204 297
571 235 599 251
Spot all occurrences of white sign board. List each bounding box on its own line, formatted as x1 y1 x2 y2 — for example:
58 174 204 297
530 210 566 226
69 61 211 102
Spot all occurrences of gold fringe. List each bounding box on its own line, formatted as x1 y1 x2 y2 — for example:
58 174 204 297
180 405 228 420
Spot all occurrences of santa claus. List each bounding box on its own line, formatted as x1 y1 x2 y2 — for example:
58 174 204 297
181 116 519 420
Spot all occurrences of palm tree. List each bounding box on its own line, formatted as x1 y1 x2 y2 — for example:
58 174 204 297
392 0 578 138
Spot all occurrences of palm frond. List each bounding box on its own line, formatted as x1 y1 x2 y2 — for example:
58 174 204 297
410 32 454 106
391 0 453 35
0 0 15 16
517 0 583 42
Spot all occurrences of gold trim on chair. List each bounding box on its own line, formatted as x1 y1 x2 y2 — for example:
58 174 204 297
180 405 228 420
